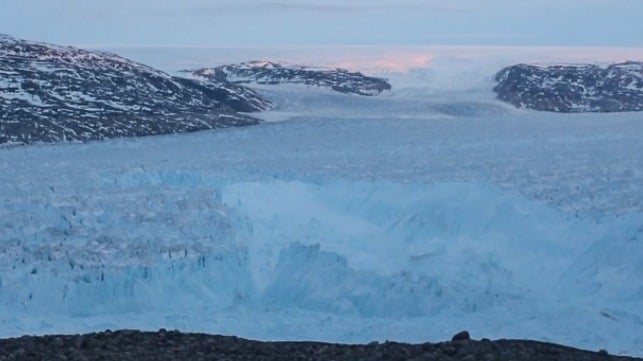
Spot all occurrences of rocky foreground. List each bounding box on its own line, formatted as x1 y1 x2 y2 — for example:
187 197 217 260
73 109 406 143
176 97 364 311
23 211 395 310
0 330 640 361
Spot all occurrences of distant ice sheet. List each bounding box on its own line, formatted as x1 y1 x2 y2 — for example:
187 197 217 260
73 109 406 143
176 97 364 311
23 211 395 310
101 45 643 87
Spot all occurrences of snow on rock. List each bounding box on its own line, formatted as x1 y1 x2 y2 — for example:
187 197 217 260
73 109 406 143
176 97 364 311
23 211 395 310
0 34 272 145
189 61 392 96
493 62 643 112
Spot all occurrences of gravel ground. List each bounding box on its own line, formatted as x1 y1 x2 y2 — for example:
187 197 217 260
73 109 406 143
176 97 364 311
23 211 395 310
0 330 641 361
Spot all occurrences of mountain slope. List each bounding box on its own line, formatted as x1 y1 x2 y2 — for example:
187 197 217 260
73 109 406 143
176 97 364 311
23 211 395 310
0 34 272 145
189 61 392 96
493 62 643 112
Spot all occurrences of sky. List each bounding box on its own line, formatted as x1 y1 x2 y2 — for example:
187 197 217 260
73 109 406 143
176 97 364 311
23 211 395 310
1 0 642 47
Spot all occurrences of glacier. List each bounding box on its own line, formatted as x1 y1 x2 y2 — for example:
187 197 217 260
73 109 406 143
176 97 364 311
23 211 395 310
1 47 643 355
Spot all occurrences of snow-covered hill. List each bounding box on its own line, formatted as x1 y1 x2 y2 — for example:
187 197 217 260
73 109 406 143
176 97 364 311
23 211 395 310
494 62 643 112
189 61 392 96
0 35 272 145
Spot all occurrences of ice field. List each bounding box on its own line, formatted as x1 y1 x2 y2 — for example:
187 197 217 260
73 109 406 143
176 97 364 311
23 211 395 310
1 47 642 355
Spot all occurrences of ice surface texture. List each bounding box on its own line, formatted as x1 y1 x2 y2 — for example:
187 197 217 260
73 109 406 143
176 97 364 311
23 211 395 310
1 107 642 354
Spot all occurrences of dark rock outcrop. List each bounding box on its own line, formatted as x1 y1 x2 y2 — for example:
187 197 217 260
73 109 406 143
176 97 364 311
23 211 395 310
0 34 273 145
493 62 643 112
0 330 640 361
189 60 392 96
451 330 471 341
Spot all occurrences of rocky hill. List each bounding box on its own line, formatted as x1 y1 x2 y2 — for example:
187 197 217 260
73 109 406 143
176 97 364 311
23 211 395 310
0 34 272 145
189 60 392 96
0 330 640 361
493 61 643 112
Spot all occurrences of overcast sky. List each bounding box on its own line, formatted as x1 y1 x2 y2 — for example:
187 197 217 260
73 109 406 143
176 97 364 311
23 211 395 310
1 0 642 47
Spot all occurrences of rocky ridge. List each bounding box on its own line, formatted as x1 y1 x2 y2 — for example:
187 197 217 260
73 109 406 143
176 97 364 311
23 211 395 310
189 60 392 96
0 330 640 361
0 34 272 145
493 61 643 112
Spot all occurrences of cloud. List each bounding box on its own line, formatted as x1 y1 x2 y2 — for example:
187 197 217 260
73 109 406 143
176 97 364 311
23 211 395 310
3 0 641 47
428 33 531 40
253 1 473 13
138 1 473 17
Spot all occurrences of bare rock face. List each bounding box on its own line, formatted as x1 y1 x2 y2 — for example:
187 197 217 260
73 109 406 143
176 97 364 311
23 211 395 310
189 60 392 96
0 330 641 361
0 34 273 145
451 330 471 341
493 62 643 112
